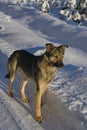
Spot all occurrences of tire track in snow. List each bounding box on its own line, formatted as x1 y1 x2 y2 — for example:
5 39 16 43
0 99 21 130
0 81 27 130
0 89 27 130
0 86 44 130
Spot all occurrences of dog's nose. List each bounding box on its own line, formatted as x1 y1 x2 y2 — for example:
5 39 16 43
60 62 64 67
56 62 64 68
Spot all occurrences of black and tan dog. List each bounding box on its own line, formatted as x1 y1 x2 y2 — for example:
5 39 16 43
5 43 68 122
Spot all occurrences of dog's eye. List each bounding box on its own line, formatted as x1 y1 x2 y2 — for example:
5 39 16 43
51 54 59 58
54 55 63 59
54 56 58 58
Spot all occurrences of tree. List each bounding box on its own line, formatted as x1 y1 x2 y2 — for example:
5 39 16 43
77 0 87 15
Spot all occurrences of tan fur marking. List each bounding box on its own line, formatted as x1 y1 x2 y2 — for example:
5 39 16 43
8 72 16 96
20 80 29 103
36 90 42 122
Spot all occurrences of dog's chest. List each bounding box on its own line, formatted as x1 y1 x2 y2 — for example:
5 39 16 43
40 66 57 83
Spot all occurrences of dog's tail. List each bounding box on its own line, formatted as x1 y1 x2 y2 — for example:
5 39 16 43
5 73 10 79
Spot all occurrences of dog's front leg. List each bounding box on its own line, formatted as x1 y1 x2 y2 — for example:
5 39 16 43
36 89 43 122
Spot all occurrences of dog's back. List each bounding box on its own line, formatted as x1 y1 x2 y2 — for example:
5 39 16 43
6 50 38 79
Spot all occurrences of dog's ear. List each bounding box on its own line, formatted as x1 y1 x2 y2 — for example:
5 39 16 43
63 45 68 48
59 45 68 55
45 43 54 52
59 45 68 49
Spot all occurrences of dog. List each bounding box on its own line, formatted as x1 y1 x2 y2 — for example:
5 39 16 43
5 43 68 122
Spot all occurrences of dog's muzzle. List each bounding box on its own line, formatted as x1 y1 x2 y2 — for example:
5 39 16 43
54 62 64 68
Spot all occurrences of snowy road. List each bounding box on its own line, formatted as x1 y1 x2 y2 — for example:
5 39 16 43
0 85 87 130
0 1 87 130
0 97 20 130
0 88 44 130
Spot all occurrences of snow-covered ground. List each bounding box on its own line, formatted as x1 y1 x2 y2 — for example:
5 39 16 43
0 1 87 130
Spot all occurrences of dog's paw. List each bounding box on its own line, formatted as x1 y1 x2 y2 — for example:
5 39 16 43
22 97 29 103
37 116 43 123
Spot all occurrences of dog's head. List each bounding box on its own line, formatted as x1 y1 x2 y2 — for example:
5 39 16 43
45 43 68 68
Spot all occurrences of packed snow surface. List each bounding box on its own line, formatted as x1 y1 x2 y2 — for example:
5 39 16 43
0 1 87 130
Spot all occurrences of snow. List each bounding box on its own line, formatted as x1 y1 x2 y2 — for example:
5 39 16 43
0 1 87 130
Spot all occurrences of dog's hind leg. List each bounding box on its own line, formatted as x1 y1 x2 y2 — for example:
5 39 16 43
8 71 16 97
20 76 29 103
7 57 17 97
